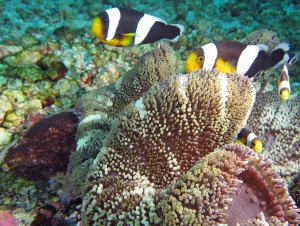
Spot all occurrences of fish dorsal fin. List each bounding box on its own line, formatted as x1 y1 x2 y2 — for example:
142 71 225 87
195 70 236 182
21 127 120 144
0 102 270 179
243 124 252 131
256 44 269 52
271 42 290 52
151 15 167 24
270 42 290 68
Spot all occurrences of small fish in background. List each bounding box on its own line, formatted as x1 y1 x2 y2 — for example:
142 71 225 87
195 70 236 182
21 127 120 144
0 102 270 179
91 7 185 47
236 126 263 153
185 40 289 78
278 53 299 100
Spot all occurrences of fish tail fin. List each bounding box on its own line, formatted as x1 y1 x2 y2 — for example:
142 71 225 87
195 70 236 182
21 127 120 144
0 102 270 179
167 24 185 42
270 42 290 68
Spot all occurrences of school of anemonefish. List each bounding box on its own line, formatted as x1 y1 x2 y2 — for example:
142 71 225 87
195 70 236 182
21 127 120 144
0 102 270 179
91 7 299 152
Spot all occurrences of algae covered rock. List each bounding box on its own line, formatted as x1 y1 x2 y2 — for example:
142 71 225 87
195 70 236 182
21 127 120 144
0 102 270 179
17 65 44 82
0 128 12 150
3 45 51 67
3 112 25 129
20 34 38 47
37 55 68 81
53 78 80 108
0 45 23 60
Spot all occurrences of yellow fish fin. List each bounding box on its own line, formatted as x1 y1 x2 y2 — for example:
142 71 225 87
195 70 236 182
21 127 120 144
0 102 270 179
122 33 137 37
236 138 246 145
119 34 135 46
101 38 120 47
252 139 263 153
215 58 236 74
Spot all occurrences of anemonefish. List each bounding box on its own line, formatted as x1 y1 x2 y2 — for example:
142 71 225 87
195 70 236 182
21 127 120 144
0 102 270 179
236 127 263 152
185 41 289 78
91 7 185 47
278 53 299 100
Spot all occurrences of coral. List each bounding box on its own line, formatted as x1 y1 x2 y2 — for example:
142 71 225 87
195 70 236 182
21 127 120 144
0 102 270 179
290 173 300 207
3 112 25 129
0 128 12 150
241 29 280 50
68 44 178 195
0 96 13 124
3 112 78 180
82 144 300 225
81 68 256 224
0 0 299 223
0 167 65 214
0 210 19 226
30 203 69 226
3 45 51 68
43 61 68 81
0 45 23 60
15 65 44 83
37 55 68 81
0 42 81 151
53 78 80 108
247 72 300 185
19 34 38 47
5 54 67 83
221 144 299 225
25 109 47 128
75 43 178 120
0 86 45 133
53 26 71 37
0 75 8 88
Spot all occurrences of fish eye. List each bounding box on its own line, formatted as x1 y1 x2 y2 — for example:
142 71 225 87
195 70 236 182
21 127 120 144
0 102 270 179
198 56 204 62
103 19 108 25
251 141 255 147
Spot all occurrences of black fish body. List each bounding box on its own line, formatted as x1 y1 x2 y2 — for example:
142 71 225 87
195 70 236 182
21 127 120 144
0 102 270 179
91 7 184 47
185 40 289 78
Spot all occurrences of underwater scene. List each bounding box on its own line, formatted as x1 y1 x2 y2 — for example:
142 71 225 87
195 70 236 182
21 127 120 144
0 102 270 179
0 0 299 225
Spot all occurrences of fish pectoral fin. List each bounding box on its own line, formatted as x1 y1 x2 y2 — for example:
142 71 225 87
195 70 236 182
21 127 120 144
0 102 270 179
230 59 237 67
122 33 137 37
119 34 135 46
235 139 244 145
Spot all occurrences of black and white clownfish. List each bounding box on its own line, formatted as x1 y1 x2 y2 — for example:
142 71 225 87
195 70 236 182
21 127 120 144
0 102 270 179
236 127 263 153
278 53 299 100
91 7 185 47
185 41 290 78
